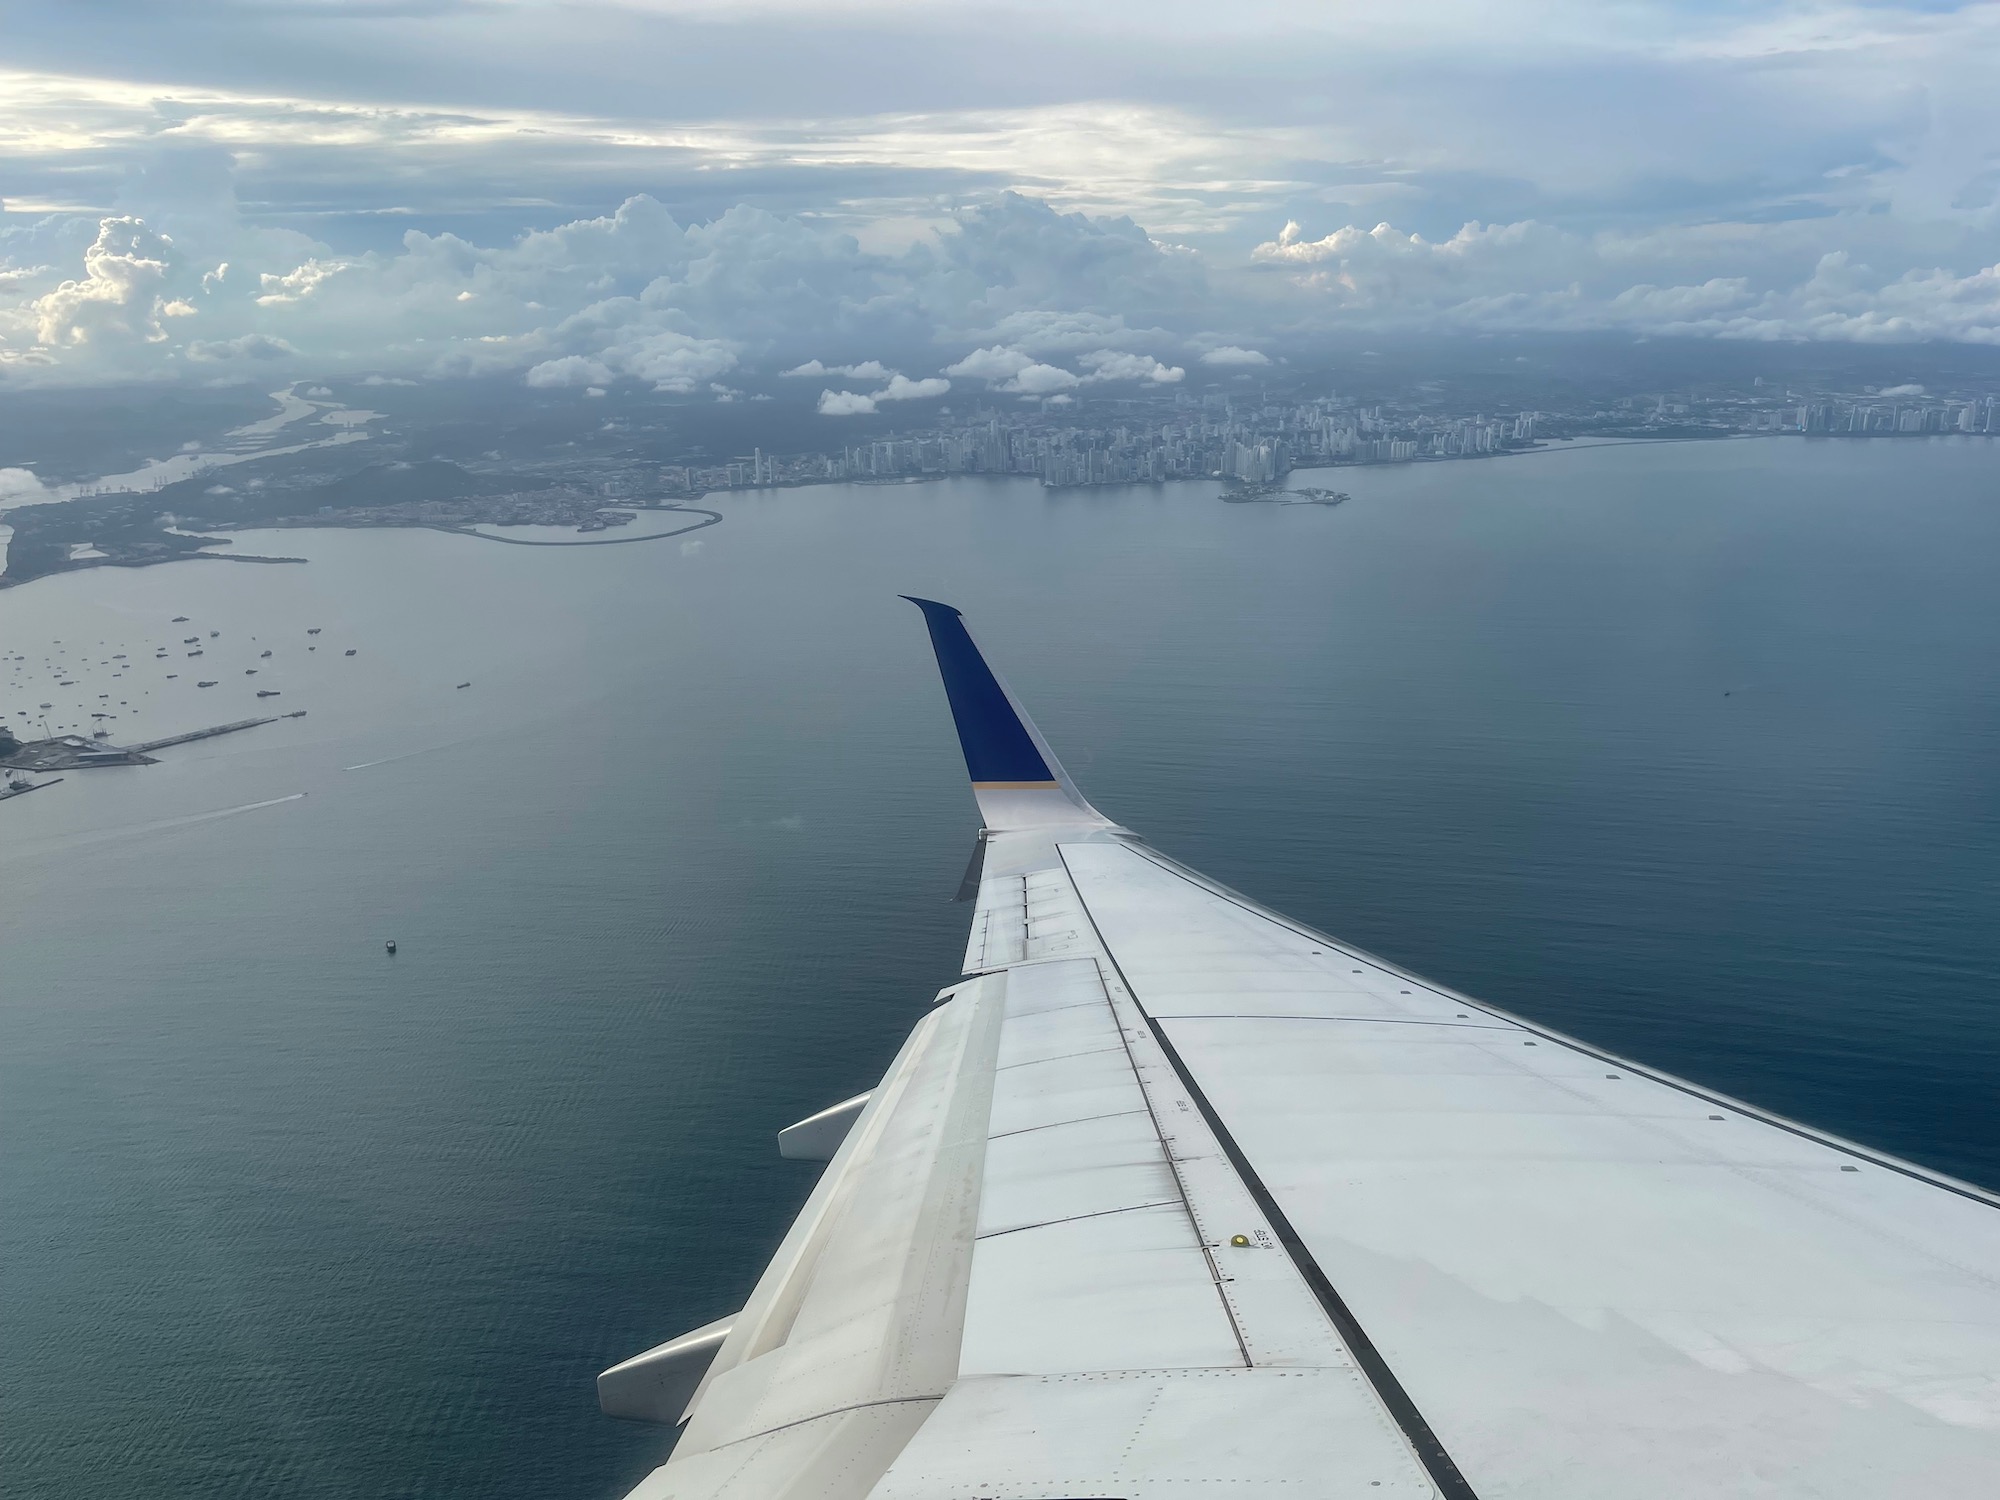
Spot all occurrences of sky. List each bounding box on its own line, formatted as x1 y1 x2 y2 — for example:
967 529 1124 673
4 0 2000 390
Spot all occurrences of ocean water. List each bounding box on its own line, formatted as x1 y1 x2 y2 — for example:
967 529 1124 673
3 437 1998 1499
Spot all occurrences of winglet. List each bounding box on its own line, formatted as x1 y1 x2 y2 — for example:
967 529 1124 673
904 598 1110 831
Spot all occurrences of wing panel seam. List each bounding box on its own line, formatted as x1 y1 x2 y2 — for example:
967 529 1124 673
1059 843 1480 1500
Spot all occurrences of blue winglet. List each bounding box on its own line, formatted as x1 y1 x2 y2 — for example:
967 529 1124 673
902 598 1057 787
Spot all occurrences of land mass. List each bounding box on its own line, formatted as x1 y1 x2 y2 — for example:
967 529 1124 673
0 460 655 588
9 346 1995 589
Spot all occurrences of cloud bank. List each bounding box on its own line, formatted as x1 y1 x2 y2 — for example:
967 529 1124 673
12 187 2000 393
11 0 2000 389
0 192 1227 388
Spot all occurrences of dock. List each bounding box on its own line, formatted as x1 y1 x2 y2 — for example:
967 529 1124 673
0 776 62 801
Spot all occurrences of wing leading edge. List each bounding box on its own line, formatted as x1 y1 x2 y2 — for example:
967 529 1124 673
606 603 2000 1500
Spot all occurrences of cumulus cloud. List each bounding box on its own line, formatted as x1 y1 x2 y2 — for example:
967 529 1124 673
942 345 1034 381
600 331 738 393
816 372 947 412
0 192 1214 388
12 169 2000 392
874 373 949 401
1250 219 2000 343
944 344 1184 390
817 389 876 415
941 345 1089 392
526 355 613 388
782 358 893 379
1004 362 1081 394
1877 383 1926 397
1080 350 1184 383
0 467 53 505
28 218 175 351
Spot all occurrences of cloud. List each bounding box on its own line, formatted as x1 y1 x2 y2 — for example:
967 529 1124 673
874 373 949 401
1200 345 1269 366
595 331 739 394
2 192 1207 388
816 373 945 412
941 345 1086 392
526 354 613 388
782 358 893 379
9 0 2000 372
1004 362 1081 394
1877 383 1925 397
1080 349 1183 383
1249 220 2000 343
12 146 2000 391
979 311 1161 355
186 332 296 362
942 345 1034 380
817 389 876 415
28 217 174 351
0 467 52 505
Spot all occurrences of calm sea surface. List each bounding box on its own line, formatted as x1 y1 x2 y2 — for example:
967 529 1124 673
3 438 1998 1499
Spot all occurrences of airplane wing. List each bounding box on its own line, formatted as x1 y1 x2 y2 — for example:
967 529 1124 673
601 599 2000 1499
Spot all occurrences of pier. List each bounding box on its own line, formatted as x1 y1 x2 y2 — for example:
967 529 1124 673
125 718 279 754
1 717 279 771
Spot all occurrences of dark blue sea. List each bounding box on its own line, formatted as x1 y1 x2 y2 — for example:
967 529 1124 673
3 436 1997 1499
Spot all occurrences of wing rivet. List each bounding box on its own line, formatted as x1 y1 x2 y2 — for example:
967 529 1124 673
1229 1234 1251 1247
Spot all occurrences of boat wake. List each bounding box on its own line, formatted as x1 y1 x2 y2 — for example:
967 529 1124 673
343 740 464 772
0 792 307 866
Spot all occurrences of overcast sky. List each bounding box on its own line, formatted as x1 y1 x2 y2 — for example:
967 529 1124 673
5 0 2000 389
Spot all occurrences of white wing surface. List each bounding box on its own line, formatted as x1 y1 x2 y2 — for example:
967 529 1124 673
606 599 2000 1500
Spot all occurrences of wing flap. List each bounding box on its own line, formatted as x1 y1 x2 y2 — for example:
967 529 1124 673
870 1370 1442 1499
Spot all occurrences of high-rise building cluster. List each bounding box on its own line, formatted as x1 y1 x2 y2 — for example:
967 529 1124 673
663 393 1545 495
1789 398 1999 434
655 379 1997 498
